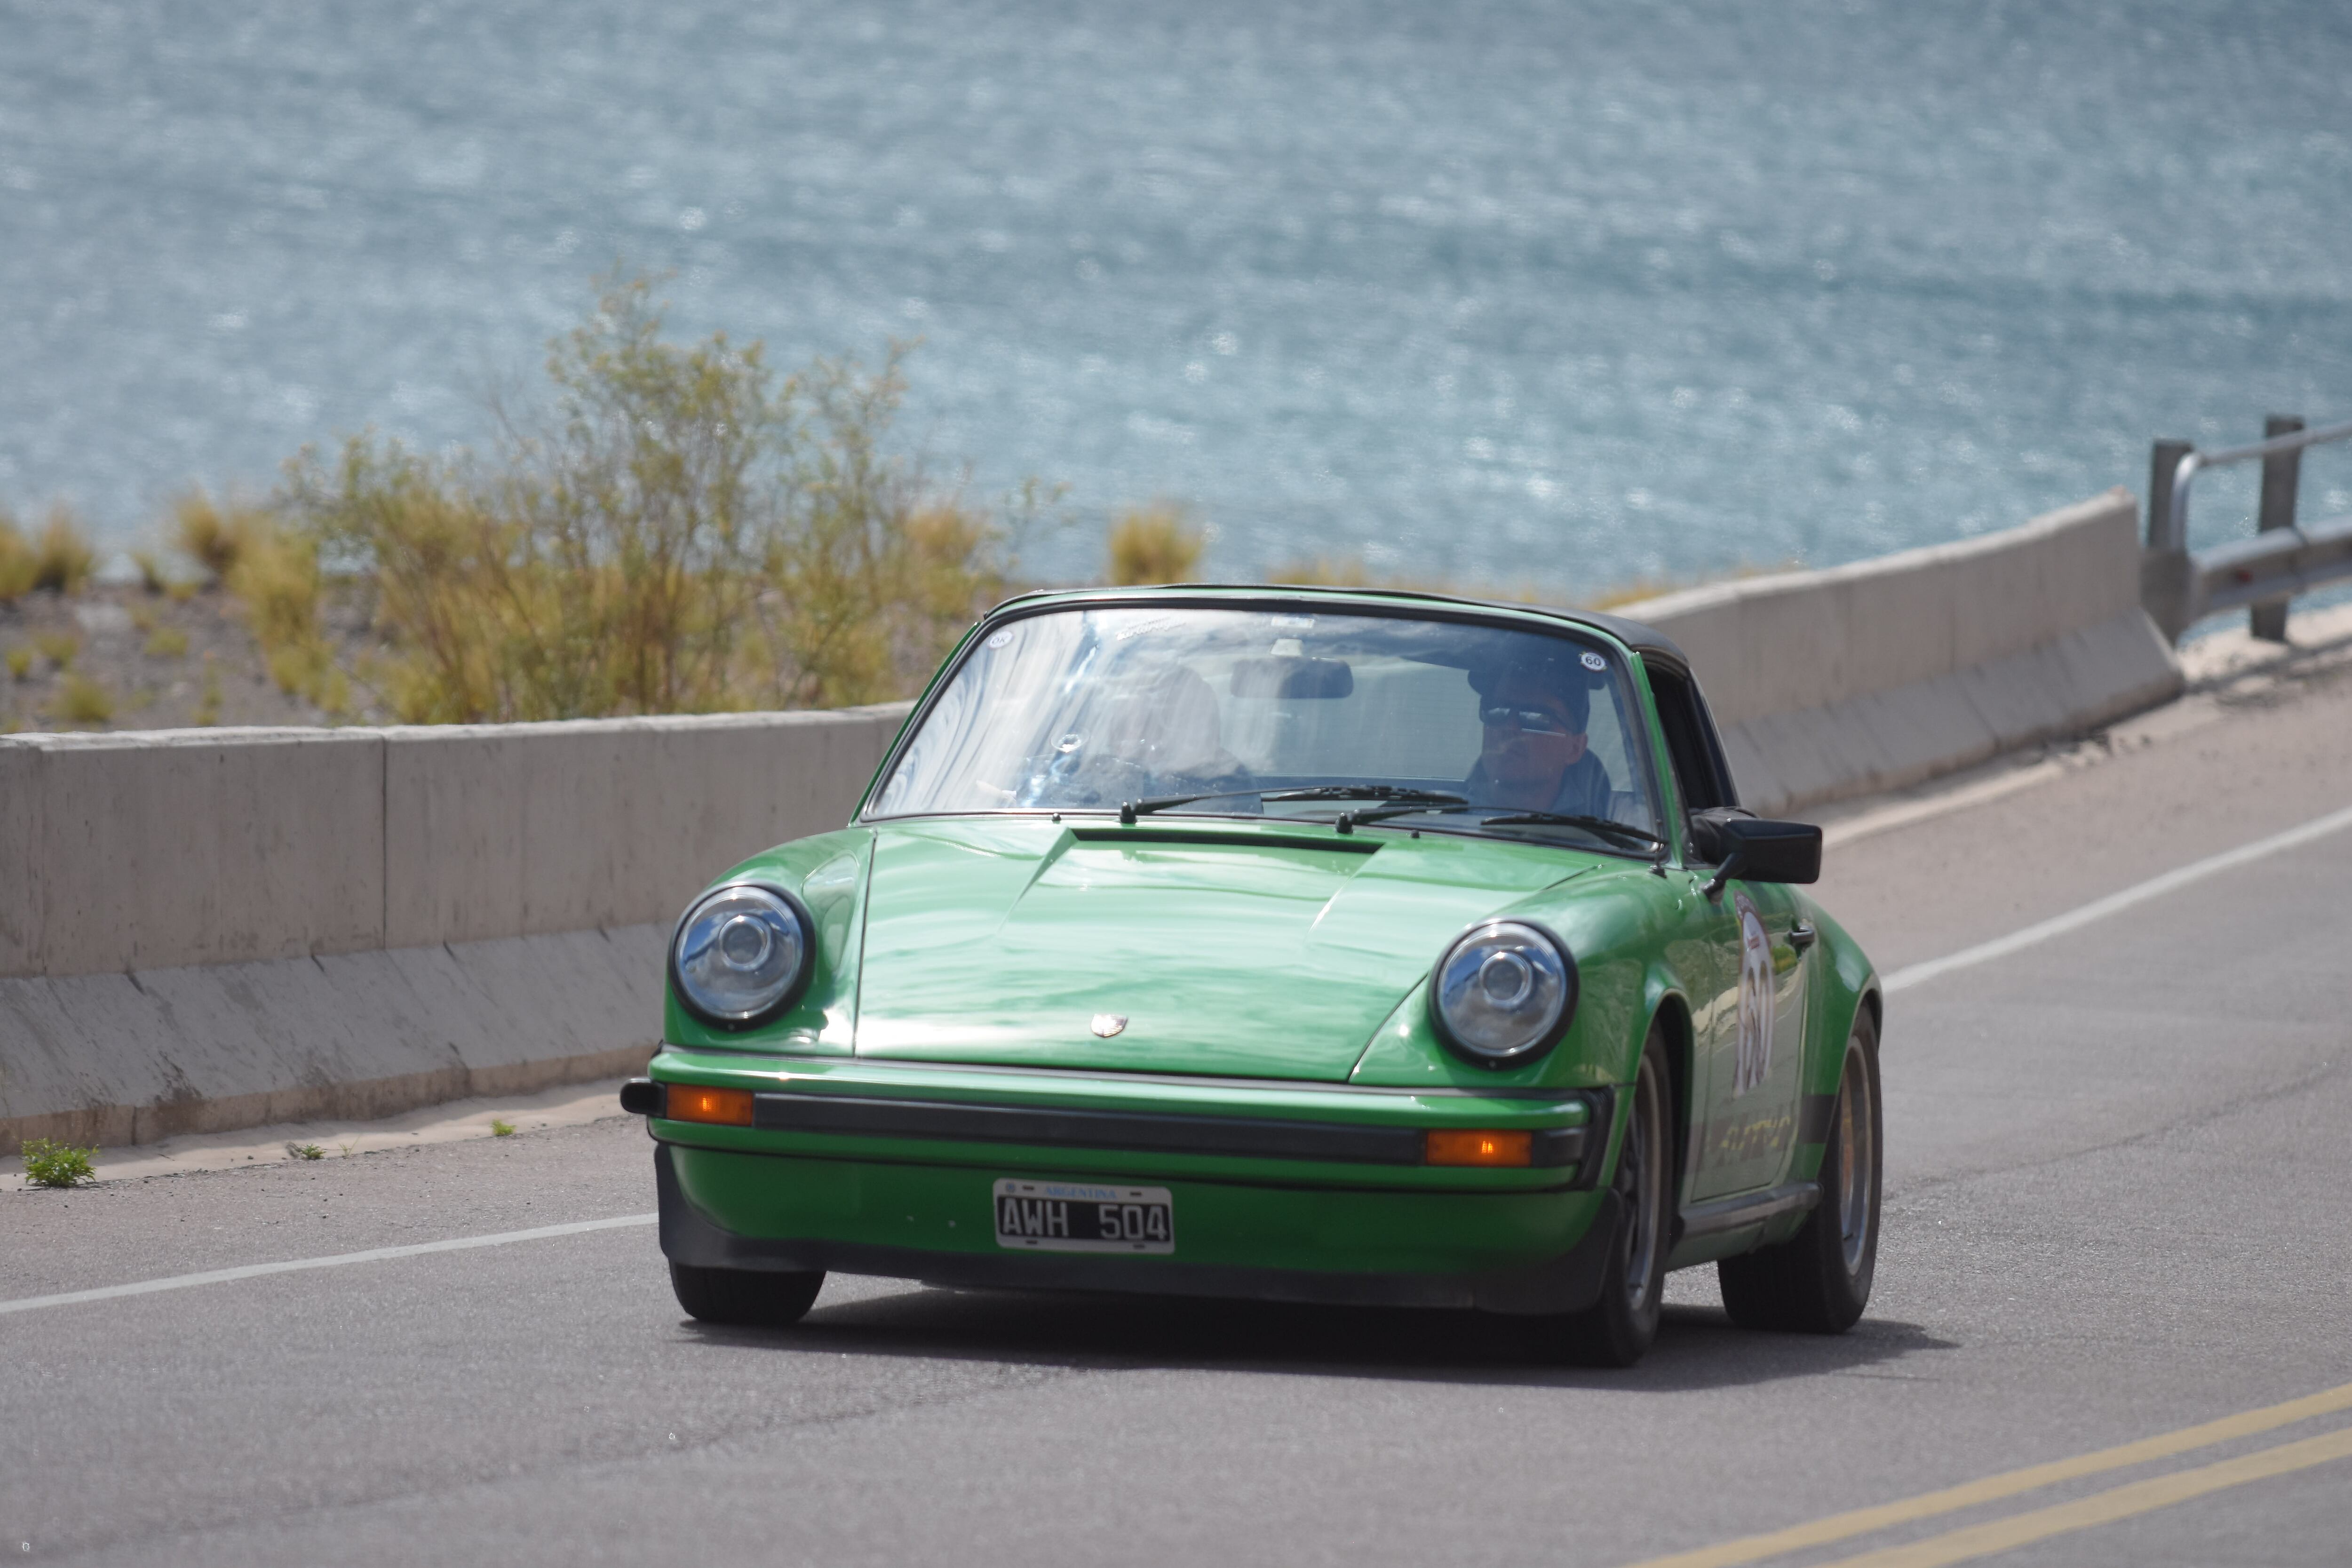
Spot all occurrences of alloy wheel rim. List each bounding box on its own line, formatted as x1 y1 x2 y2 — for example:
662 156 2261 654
1836 1043 1873 1275
1621 1059 1664 1311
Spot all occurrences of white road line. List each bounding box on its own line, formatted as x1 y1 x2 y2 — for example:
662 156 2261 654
1884 800 2352 995
0 1212 657 1318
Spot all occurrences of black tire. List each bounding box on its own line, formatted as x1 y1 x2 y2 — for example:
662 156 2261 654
1718 1010 1881 1333
669 1262 826 1328
1558 1026 1674 1367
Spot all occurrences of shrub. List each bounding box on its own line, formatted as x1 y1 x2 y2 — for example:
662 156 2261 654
21 1138 97 1188
32 506 95 594
56 673 113 724
1107 502 1205 585
283 271 1015 721
224 520 338 706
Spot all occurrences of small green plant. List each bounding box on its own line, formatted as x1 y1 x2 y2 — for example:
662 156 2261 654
20 1138 97 1188
56 673 113 724
490 1118 516 1138
144 626 189 659
338 1141 356 1158
286 1141 325 1161
4 646 30 681
33 632 77 670
1107 502 1205 585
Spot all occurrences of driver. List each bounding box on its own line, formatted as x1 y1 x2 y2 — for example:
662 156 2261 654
1464 660 1613 818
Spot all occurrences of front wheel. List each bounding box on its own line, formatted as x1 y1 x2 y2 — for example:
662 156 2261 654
1717 1010 1881 1333
669 1262 826 1327
1558 1026 1673 1367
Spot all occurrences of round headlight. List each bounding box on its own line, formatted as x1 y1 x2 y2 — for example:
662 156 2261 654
1429 920 1575 1065
670 883 813 1028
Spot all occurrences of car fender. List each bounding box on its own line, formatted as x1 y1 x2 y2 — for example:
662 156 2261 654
1794 893 1881 1110
662 828 878 1051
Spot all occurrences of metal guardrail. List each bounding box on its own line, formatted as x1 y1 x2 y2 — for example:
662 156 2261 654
2143 415 2352 643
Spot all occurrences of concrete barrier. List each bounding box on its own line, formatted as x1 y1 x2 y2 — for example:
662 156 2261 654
3 706 910 980
2 706 909 1153
1614 489 2182 812
0 494 2185 1155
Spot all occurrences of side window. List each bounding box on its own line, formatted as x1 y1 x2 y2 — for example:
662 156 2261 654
1642 659 1737 818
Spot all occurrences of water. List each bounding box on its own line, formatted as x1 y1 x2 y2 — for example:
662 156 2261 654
5 0 2351 594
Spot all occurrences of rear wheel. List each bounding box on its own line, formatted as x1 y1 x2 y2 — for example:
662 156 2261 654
1718 1010 1881 1333
1559 1026 1673 1367
669 1262 826 1327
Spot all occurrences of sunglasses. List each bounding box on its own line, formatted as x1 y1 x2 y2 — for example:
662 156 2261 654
1480 703 1573 735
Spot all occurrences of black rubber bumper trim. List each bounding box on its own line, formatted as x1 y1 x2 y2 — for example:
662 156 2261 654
655 1144 1622 1316
746 1090 1592 1169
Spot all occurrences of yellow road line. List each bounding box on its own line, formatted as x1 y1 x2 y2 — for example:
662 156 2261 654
1815 1424 2352 1568
1622 1379 2352 1568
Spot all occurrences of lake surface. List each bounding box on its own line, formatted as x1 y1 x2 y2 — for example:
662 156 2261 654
4 0 2349 593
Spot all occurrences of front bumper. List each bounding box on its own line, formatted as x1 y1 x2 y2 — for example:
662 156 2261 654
638 1051 1627 1315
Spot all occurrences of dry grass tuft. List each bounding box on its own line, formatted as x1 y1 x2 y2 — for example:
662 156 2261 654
33 632 78 670
144 626 190 659
195 653 222 725
1106 502 1205 585
32 506 95 594
5 646 32 681
175 489 271 583
56 672 114 724
0 513 36 602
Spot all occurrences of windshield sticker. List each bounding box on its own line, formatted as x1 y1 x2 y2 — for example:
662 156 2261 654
1269 613 1316 629
1732 891 1774 1097
986 629 1013 649
1580 650 1607 672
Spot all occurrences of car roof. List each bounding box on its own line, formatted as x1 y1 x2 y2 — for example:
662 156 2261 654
982 582 1695 667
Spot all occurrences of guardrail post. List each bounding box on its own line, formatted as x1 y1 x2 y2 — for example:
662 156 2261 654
2142 438 2195 641
2250 414 2303 643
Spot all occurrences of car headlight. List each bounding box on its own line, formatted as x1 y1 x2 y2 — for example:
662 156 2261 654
669 883 814 1028
1429 920 1576 1066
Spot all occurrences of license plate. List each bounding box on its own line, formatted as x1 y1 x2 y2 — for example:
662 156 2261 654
993 1179 1174 1254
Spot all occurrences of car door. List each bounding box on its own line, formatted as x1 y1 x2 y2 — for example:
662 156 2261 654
1642 659 1811 1203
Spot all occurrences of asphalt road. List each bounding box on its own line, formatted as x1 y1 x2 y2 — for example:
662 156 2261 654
5 661 2350 1567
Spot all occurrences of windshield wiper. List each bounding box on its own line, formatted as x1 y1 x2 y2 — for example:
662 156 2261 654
1465 808 1666 851
1259 786 1468 806
1118 788 1268 823
1121 784 1470 825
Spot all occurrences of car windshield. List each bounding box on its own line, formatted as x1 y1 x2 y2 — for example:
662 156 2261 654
867 605 1663 853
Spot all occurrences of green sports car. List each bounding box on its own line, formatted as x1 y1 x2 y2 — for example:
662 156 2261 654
622 586 1883 1365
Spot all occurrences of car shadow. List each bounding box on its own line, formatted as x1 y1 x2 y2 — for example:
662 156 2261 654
681 1282 1958 1393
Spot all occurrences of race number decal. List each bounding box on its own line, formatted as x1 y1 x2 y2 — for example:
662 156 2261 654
1732 891 1774 1097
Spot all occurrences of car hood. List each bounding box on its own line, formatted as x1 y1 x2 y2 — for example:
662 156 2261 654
852 816 1594 1081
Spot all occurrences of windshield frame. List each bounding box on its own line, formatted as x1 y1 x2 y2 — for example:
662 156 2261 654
855 592 1668 860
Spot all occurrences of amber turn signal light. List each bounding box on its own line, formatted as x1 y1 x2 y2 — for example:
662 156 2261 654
1424 1129 1532 1167
666 1086 755 1127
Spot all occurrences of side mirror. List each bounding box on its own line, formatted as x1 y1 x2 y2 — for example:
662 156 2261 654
1691 809 1821 897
